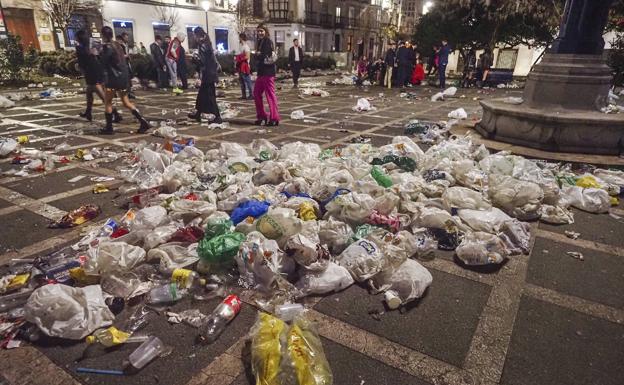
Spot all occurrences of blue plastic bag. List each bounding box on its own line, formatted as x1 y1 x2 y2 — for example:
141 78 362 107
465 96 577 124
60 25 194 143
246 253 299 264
230 200 271 225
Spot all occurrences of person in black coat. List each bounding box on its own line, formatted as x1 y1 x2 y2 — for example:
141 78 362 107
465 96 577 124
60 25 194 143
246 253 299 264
150 35 168 89
188 27 221 123
99 26 150 135
396 41 412 88
438 39 451 88
178 43 188 89
288 39 304 88
383 43 396 88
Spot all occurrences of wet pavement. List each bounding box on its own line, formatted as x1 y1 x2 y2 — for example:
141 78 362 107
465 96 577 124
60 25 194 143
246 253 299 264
0 77 623 385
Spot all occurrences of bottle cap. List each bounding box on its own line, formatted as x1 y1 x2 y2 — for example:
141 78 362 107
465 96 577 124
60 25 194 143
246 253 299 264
384 290 401 310
86 335 96 344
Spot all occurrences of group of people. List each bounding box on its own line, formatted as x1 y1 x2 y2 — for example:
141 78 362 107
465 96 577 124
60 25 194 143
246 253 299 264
459 47 494 88
75 23 282 134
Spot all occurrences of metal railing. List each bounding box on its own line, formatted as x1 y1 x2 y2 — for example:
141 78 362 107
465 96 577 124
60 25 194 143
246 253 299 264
268 10 293 23
304 11 318 25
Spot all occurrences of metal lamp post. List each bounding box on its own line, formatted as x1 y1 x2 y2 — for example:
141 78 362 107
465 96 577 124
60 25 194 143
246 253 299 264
201 1 210 32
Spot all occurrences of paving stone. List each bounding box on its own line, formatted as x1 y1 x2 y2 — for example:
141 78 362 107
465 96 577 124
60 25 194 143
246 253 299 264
4 167 98 199
295 128 354 142
36 296 257 385
527 237 624 309
0 209 70 254
232 337 431 385
216 131 280 144
28 136 97 152
539 209 624 248
500 295 624 385
314 269 491 367
0 108 32 117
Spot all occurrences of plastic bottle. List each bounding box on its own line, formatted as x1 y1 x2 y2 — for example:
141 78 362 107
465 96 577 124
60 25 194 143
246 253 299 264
197 295 242 344
275 303 304 322
146 283 188 304
86 327 149 347
125 336 166 370
371 166 393 188
159 267 206 291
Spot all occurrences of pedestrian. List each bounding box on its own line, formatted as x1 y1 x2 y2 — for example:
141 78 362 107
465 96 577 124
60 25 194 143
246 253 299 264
397 41 412 88
98 26 150 135
139 42 147 55
235 33 253 100
355 56 368 86
253 24 280 126
178 39 188 90
288 38 304 88
478 47 494 88
426 45 439 76
438 38 451 89
410 56 425 86
118 32 136 99
383 42 396 89
166 32 185 95
75 30 121 123
187 27 222 124
462 48 477 88
150 35 168 89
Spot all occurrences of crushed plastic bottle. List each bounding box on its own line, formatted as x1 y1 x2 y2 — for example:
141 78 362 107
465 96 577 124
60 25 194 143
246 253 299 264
146 283 188 304
197 295 242 344
86 326 149 347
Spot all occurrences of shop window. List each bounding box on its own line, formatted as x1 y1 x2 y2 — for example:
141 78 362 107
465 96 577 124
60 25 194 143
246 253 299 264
215 28 229 53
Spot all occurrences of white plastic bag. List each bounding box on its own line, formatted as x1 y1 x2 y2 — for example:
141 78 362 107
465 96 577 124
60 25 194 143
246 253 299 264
317 218 354 254
336 239 383 282
369 259 432 309
296 261 354 296
131 206 169 230
538 204 574 224
284 233 329 271
148 243 199 271
143 223 180 250
442 187 491 210
458 207 511 233
253 161 292 185
499 219 531 255
290 110 305 120
353 98 373 111
324 192 376 224
0 95 16 108
456 232 508 265
560 186 610 213
448 108 467 120
25 284 115 339
0 138 18 157
431 92 444 101
85 241 147 275
442 86 457 97
255 207 303 244
488 174 543 220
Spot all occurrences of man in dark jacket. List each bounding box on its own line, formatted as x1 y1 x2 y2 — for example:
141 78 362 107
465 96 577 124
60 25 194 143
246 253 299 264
396 41 412 88
383 43 396 89
288 39 304 88
178 43 188 89
438 39 451 88
188 27 221 123
150 35 168 89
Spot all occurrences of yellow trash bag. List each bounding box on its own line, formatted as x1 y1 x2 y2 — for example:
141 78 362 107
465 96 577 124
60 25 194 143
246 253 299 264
252 313 286 385
285 317 333 385
576 176 601 189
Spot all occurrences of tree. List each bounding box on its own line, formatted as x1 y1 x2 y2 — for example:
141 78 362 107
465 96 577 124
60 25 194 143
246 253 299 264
229 0 258 35
153 3 180 30
42 0 101 49
607 1 624 85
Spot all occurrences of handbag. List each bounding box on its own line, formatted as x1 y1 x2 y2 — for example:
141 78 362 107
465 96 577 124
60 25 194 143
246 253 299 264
260 39 278 65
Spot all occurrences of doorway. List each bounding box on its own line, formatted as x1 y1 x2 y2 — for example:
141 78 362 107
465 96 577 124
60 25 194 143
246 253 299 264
3 8 40 50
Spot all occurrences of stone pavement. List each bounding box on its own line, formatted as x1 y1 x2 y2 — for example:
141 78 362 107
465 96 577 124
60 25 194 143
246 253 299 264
0 78 623 385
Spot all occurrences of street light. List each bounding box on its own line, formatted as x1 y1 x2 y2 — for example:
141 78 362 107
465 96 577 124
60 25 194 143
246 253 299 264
423 1 433 14
201 1 210 32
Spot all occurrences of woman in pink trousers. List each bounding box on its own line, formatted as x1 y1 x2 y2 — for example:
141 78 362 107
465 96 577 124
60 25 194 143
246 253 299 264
253 24 280 126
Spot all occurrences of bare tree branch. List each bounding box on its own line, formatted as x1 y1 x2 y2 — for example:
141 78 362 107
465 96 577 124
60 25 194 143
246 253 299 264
153 3 180 29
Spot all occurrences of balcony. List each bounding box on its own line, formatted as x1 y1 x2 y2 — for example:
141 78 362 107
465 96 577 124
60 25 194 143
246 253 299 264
304 11 319 25
268 10 294 23
335 16 346 28
320 13 333 28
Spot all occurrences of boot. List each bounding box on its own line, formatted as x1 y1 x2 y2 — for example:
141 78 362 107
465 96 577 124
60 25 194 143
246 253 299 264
112 108 122 123
188 111 201 122
79 108 92 122
132 109 151 134
99 112 114 135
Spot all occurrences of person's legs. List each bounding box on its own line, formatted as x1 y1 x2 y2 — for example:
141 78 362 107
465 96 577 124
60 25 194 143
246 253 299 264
253 76 268 123
385 67 392 89
264 76 280 124
179 67 188 89
239 73 247 99
166 58 177 88
99 89 115 134
118 91 150 133
439 63 447 88
81 84 95 121
243 74 253 98
292 63 301 87
157 67 167 88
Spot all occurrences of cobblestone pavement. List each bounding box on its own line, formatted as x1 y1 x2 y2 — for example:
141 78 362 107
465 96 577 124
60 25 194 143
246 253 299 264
0 78 623 385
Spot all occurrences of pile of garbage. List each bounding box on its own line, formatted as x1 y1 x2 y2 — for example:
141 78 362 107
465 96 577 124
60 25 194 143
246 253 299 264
1 129 622 379
300 88 330 97
329 76 356 86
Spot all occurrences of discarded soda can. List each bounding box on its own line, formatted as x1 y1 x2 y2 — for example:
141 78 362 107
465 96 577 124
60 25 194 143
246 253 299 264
92 184 109 194
48 204 102 228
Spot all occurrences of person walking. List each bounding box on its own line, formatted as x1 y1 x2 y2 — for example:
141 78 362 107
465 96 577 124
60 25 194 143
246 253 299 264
178 41 188 90
438 39 451 89
427 45 439 76
235 33 253 99
118 32 136 99
478 47 494 87
98 26 150 135
383 43 396 89
166 32 186 95
187 27 221 124
75 30 121 123
150 35 168 89
288 38 303 88
253 24 280 126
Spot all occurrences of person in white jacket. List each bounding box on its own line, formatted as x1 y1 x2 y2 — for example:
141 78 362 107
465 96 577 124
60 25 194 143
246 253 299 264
166 32 186 95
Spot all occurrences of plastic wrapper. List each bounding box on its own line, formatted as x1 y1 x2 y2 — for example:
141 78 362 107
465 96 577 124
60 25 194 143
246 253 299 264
148 243 199 271
169 199 216 222
538 204 574 225
370 259 432 309
442 186 491 211
236 231 294 290
458 207 512 234
284 233 330 271
456 232 509 265
256 207 303 243
324 192 376 224
204 216 233 238
143 223 181 250
317 218 354 254
197 231 245 264
48 204 101 228
0 138 18 157
448 108 467 120
25 284 115 340
131 206 169 230
251 312 287 385
253 161 292 185
499 219 531 255
231 200 271 225
162 162 196 193
281 316 333 385
488 174 543 220
353 98 373 111
560 186 610 214
296 261 354 296
336 239 383 282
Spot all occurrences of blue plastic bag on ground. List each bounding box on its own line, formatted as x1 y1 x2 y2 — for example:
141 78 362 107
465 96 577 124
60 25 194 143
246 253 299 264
230 200 271 225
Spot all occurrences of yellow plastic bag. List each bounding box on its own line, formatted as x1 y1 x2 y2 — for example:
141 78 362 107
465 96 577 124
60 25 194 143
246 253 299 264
286 317 333 385
576 176 601 189
298 202 317 221
252 313 286 385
